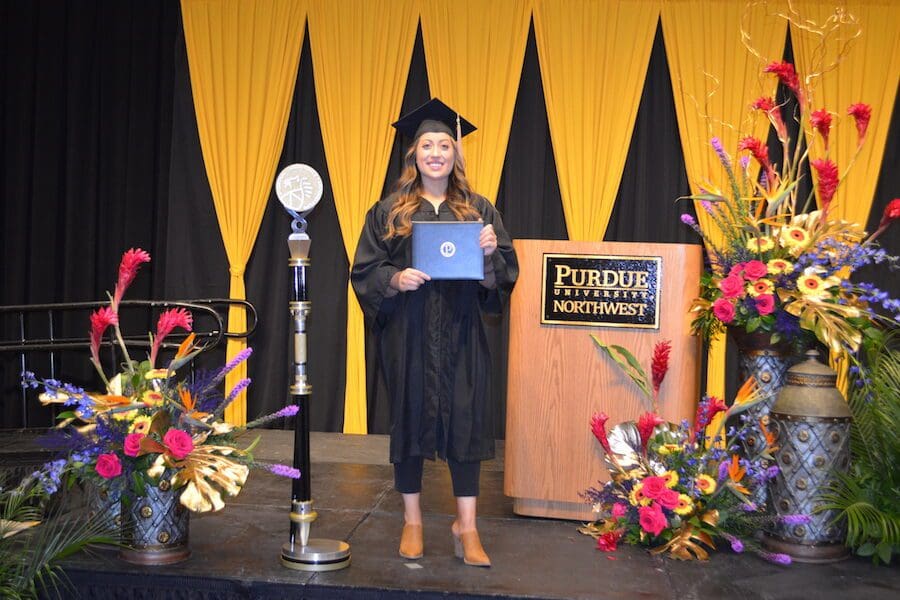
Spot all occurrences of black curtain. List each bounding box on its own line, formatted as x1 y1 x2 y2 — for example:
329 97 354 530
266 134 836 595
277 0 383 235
2 7 897 433
1 0 178 427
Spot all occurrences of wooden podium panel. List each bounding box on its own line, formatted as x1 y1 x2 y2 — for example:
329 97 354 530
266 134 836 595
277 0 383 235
503 240 702 520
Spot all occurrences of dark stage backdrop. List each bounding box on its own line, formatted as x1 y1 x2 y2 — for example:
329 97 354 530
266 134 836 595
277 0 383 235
2 2 897 433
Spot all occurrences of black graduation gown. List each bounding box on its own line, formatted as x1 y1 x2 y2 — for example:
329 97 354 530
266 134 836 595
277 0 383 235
350 193 518 464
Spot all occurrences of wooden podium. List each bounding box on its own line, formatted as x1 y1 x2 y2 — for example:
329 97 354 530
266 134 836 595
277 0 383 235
503 240 703 520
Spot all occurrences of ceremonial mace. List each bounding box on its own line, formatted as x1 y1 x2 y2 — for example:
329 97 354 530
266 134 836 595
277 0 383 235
275 164 351 571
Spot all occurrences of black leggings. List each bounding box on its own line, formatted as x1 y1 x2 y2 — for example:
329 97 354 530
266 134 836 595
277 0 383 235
393 456 481 497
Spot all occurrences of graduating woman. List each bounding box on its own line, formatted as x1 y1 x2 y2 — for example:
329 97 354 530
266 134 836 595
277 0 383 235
351 99 518 567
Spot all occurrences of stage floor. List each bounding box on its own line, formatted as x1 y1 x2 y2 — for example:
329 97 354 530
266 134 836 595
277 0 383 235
8 430 899 599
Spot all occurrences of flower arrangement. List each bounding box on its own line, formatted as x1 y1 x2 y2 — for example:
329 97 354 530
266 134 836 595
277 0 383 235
21 248 300 514
683 56 899 358
582 338 808 562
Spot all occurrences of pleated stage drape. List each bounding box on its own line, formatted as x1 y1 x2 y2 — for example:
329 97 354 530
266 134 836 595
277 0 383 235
533 0 660 241
308 0 419 434
419 0 532 203
660 0 787 401
789 0 900 391
181 0 307 425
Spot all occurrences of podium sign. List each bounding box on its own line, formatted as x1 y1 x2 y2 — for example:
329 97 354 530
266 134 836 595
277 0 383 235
542 254 661 328
505 240 702 521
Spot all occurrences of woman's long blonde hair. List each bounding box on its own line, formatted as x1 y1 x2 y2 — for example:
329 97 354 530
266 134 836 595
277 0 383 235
383 137 481 239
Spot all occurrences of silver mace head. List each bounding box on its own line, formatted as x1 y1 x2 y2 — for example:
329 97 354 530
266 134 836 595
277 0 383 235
275 164 323 260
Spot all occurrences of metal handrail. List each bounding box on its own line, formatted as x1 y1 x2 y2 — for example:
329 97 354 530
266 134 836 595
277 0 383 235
0 298 257 429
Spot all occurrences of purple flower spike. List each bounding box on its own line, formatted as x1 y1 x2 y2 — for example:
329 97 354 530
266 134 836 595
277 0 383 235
268 464 302 479
275 404 300 418
711 137 731 168
681 214 696 226
781 514 811 526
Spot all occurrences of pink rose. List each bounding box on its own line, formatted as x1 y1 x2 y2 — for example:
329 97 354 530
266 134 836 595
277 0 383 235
640 476 668 500
638 503 667 537
729 263 746 277
163 429 194 460
743 260 768 280
718 275 745 299
712 298 736 323
656 488 680 510
611 503 627 518
124 433 145 457
755 294 775 316
95 453 122 479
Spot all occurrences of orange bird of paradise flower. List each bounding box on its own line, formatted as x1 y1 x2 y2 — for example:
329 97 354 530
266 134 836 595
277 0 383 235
759 418 778 453
727 455 751 495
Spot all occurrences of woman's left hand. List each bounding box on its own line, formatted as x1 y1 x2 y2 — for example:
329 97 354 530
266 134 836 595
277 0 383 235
480 224 497 257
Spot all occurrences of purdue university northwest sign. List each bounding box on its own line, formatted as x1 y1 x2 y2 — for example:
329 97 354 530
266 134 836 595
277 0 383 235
541 254 661 328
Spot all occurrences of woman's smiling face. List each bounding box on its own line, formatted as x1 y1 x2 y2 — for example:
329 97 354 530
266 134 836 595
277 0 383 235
415 132 456 182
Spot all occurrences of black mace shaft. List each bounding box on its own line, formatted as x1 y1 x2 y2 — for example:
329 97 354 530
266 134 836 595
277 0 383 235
280 239 351 572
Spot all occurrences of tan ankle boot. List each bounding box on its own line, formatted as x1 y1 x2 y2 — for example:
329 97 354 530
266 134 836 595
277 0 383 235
399 523 423 559
452 525 491 567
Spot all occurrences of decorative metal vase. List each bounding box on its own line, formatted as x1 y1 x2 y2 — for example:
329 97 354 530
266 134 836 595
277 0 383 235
119 474 191 565
729 329 797 460
763 350 851 563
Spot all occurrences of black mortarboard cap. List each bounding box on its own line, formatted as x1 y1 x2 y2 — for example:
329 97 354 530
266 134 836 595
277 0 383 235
391 98 477 141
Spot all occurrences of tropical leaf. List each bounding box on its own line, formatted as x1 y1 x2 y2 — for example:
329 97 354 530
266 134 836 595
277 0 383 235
590 335 653 409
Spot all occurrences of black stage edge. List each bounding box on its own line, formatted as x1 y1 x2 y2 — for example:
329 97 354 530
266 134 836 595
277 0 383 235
2 430 896 600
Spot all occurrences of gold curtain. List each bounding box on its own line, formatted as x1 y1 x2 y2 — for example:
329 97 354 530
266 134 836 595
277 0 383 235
789 0 900 227
661 0 786 401
533 0 659 241
181 0 307 425
790 0 900 392
309 0 418 434
419 0 532 202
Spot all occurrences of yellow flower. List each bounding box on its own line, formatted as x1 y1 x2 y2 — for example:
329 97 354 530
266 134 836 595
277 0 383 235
144 368 171 380
629 482 651 506
142 390 164 407
796 273 836 300
767 258 794 275
129 415 153 435
662 470 679 488
695 474 717 495
746 279 774 297
746 236 774 253
674 494 694 516
657 444 683 456
779 226 811 254
112 409 137 422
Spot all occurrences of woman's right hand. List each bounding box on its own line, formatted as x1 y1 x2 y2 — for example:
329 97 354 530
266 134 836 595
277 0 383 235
391 268 431 292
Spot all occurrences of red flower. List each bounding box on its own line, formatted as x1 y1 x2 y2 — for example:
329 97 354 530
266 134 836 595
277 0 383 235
163 428 194 460
590 412 612 455
752 96 787 139
637 412 665 453
737 136 777 191
638 503 667 537
656 488 680 510
641 476 668 500
718 274 745 299
879 199 900 229
743 260 768 281
124 433 145 457
847 103 871 146
712 298 736 323
755 294 775 316
764 61 803 103
112 248 151 310
597 530 622 552
810 109 832 150
95 453 122 479
810 158 839 214
89 306 119 366
149 307 194 367
651 341 672 398
694 396 728 433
